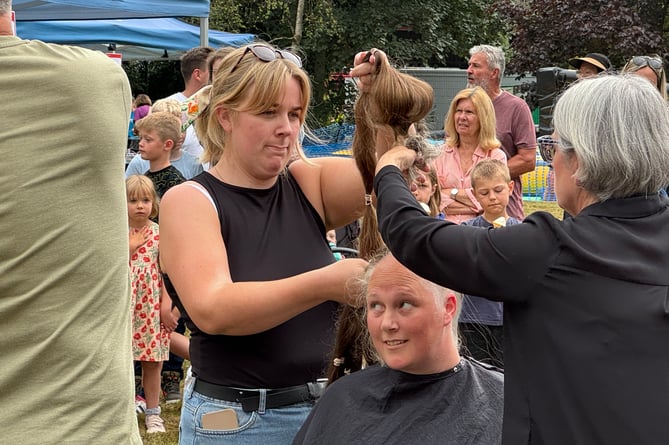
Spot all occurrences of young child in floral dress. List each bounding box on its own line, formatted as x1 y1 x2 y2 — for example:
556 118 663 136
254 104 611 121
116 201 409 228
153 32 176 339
126 175 170 434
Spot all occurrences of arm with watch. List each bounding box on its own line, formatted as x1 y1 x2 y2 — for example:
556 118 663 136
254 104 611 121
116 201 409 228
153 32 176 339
445 187 481 213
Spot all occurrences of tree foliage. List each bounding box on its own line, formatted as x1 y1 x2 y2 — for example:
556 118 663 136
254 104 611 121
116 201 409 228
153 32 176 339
123 60 182 100
124 0 669 124
491 0 669 74
125 0 505 124
330 0 488 66
208 0 505 125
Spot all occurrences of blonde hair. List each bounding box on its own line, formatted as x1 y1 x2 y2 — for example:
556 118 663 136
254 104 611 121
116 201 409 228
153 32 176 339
134 111 182 148
470 159 511 188
621 55 667 100
445 87 500 151
151 98 182 119
208 47 236 82
125 175 160 219
426 168 442 217
195 43 311 166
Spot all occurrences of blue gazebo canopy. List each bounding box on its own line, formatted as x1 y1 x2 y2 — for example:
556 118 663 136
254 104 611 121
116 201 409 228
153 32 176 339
16 18 255 60
13 0 211 20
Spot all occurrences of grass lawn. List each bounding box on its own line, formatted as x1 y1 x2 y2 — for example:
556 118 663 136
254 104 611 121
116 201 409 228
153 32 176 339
523 199 562 219
140 199 562 444
139 402 181 445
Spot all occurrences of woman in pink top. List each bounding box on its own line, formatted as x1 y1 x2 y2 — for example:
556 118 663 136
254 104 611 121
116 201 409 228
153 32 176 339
434 87 507 223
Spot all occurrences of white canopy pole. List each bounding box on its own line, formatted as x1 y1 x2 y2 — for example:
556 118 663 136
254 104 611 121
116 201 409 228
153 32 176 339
200 17 209 48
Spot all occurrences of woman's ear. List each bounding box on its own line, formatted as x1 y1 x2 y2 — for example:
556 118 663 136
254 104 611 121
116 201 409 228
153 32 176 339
566 153 581 186
216 106 233 133
443 292 458 325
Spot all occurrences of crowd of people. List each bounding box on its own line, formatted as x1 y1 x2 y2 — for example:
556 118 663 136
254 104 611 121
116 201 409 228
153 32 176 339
4 0 669 441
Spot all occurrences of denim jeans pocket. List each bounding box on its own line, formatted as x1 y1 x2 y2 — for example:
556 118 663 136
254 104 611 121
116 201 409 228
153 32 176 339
179 380 314 445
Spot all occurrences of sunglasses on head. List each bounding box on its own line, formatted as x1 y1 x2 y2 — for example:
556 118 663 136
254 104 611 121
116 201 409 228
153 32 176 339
631 56 663 71
230 44 302 73
537 135 557 164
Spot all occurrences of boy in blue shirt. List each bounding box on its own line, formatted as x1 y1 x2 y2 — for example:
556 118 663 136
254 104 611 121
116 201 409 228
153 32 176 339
460 159 521 368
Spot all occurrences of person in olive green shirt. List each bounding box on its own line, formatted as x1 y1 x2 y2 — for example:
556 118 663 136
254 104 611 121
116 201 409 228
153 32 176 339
0 1 141 443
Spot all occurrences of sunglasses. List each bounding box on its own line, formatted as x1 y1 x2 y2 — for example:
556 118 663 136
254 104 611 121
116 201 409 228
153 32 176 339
537 135 557 164
632 56 663 71
230 44 302 74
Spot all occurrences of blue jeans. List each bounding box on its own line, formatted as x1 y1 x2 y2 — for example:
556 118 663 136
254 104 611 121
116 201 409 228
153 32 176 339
179 378 315 445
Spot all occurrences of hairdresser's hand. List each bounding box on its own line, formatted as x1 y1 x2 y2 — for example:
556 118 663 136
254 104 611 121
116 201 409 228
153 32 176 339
350 49 386 92
320 258 368 306
376 145 428 175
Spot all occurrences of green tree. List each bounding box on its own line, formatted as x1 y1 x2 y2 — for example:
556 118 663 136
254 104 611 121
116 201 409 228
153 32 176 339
315 0 505 123
491 0 669 73
202 0 505 124
123 60 182 100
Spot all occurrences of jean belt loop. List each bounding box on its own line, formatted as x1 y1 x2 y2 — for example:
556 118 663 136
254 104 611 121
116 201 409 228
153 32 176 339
258 388 267 414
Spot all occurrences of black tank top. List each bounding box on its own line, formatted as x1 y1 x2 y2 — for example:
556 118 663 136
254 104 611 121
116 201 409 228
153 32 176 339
163 170 339 388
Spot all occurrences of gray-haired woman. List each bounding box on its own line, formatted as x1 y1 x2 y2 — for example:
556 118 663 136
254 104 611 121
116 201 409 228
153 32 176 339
363 61 669 444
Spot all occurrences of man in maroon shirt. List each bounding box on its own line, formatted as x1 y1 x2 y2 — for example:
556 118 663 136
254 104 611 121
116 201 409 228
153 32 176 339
467 44 537 220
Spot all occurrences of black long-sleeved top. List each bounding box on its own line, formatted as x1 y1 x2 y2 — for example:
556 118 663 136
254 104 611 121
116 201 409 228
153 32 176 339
374 165 669 445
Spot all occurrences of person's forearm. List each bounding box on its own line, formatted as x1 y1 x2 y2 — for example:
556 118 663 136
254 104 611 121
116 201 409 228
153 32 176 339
444 200 477 214
507 153 536 178
181 260 365 336
374 165 554 303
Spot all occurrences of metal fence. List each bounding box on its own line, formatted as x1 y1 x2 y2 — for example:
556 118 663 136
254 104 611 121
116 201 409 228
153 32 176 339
303 125 555 202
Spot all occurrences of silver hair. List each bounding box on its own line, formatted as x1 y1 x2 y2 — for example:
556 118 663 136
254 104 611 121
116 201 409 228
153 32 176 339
469 45 506 82
0 1 11 14
553 74 669 200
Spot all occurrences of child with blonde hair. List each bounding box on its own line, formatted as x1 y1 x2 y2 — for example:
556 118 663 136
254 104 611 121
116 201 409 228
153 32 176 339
126 175 171 434
126 100 203 179
460 159 520 368
411 167 445 219
133 112 186 200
